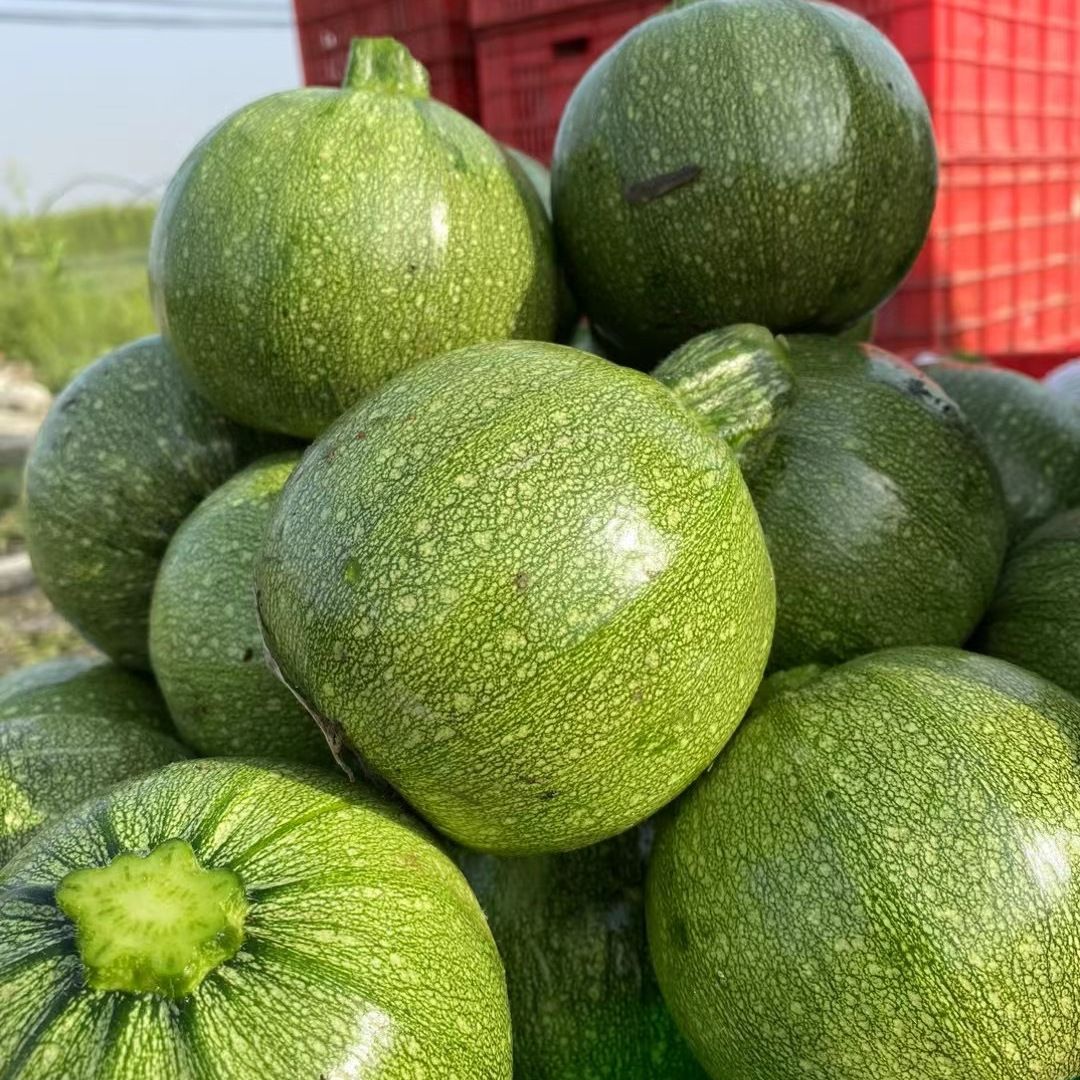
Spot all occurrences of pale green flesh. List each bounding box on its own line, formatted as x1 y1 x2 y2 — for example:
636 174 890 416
151 42 559 438
0 759 511 1078
257 341 774 855
57 839 248 999
552 0 936 366
23 336 286 668
648 647 1080 1078
149 452 332 765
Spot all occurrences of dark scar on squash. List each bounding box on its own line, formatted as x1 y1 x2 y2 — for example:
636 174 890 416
624 164 702 205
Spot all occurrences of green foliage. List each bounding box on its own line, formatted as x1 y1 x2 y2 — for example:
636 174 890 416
0 204 156 391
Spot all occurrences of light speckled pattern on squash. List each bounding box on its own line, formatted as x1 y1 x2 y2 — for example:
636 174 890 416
660 331 1008 670
458 826 707 1079
256 341 774 855
0 658 99 710
150 41 559 438
0 759 512 1079
552 0 937 367
150 452 332 765
926 361 1080 541
976 507 1080 699
0 714 187 867
23 337 289 670
647 647 1080 1079
0 660 170 730
0 661 185 862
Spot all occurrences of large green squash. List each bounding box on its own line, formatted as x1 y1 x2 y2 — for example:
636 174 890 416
0 660 185 864
458 826 707 1078
257 340 774 855
151 37 559 438
552 0 937 367
0 759 511 1078
647 647 1080 1079
24 336 285 669
655 327 1007 669
925 359 1080 540
976 508 1080 698
150 452 331 765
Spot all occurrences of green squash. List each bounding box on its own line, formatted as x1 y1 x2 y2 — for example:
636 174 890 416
0 657 170 728
257 340 774 855
552 0 937 367
458 826 707 1078
503 144 579 341
150 452 331 765
23 336 285 669
655 327 1007 670
0 660 186 864
976 508 1080 698
647 647 1080 1079
925 359 1080 540
837 309 876 344
151 37 559 438
0 759 511 1078
0 657 98 708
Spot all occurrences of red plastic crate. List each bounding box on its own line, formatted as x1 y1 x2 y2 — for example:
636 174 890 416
472 0 1080 362
475 0 662 160
294 0 479 116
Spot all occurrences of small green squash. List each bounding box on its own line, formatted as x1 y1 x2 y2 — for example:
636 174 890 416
924 359 1080 540
23 336 286 669
151 37 559 438
655 327 1007 669
458 826 707 1078
0 759 511 1078
552 0 937 366
976 507 1080 698
0 660 185 863
648 647 1080 1079
257 340 774 855
150 452 331 765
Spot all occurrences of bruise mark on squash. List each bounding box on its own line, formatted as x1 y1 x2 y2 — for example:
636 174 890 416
624 164 701 206
513 571 531 593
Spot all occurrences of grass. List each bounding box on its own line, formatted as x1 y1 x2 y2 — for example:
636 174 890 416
0 203 157 390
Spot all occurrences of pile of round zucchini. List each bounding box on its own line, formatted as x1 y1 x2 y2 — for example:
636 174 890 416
5 7 1080 1078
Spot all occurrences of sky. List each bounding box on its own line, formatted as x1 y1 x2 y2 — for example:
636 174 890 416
0 6 301 213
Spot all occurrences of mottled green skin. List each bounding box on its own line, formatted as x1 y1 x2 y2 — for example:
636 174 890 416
0 663 185 863
257 341 774 855
504 145 579 341
926 361 1080 541
838 310 876 343
662 331 1007 670
23 337 287 669
458 827 707 1079
0 658 97 709
648 647 1080 1079
0 660 169 730
0 759 511 1078
976 508 1080 699
552 0 937 367
151 69 559 438
149 453 331 765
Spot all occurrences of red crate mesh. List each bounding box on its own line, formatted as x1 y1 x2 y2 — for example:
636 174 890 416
294 0 479 116
475 1 662 160
295 0 1080 366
